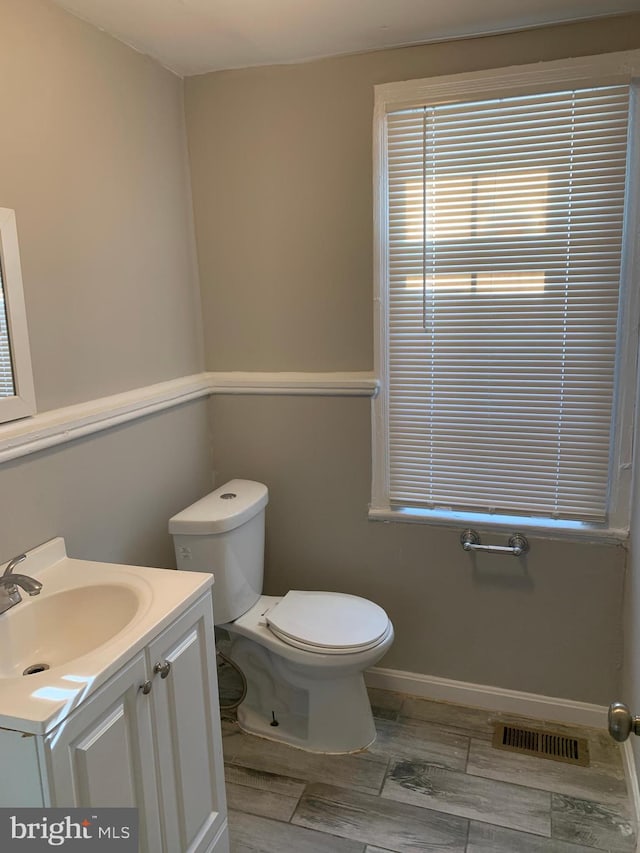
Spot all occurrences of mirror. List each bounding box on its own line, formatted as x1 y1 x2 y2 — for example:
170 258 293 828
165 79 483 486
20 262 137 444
0 208 35 423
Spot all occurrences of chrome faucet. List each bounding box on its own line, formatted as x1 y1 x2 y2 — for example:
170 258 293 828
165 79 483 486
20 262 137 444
0 553 43 616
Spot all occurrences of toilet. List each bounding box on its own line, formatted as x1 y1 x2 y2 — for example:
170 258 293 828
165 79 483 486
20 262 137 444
169 479 394 753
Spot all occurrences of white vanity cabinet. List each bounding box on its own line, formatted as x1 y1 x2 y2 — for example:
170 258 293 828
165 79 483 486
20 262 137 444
46 650 164 851
146 596 228 853
0 592 229 853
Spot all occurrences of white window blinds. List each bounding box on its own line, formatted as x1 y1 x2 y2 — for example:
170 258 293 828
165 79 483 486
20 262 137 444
0 261 15 397
385 85 630 522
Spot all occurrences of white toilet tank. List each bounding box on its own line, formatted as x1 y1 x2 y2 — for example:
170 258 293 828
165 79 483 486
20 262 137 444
169 479 269 624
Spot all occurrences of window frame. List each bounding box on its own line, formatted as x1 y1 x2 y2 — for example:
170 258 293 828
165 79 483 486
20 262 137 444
371 50 640 539
0 208 35 424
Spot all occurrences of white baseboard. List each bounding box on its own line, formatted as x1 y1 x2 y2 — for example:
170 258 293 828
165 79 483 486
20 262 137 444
622 741 640 845
365 666 609 729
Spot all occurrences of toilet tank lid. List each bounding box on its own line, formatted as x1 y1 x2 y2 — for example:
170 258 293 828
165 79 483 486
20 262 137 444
168 479 269 535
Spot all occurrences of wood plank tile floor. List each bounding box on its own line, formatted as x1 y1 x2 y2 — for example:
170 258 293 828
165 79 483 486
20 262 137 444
220 688 636 853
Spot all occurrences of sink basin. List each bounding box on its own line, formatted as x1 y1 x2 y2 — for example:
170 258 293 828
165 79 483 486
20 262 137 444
0 584 140 678
0 537 213 735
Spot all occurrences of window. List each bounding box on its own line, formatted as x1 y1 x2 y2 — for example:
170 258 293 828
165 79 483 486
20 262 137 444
0 208 35 424
371 51 640 534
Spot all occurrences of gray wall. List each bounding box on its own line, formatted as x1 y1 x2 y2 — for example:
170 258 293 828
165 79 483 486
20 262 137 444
1 0 202 411
187 16 640 704
0 0 634 705
185 14 640 374
0 0 211 568
210 395 625 704
1 401 212 568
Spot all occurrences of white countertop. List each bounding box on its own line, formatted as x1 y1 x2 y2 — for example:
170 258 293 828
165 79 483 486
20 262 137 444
0 537 213 735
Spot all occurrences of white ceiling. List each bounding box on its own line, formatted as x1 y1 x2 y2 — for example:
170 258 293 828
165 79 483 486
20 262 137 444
50 0 640 76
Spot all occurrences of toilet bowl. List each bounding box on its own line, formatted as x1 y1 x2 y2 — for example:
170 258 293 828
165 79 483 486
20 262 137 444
169 480 394 753
226 593 394 752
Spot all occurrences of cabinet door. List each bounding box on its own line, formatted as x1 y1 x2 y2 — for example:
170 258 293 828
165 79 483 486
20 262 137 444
45 652 163 853
148 596 228 853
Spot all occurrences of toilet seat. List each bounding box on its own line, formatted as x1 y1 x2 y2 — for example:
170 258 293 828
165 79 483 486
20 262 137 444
265 590 390 655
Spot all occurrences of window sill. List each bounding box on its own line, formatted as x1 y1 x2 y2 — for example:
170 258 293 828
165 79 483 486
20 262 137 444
368 506 629 545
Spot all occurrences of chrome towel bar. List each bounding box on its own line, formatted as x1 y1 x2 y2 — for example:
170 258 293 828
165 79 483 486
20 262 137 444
460 529 529 557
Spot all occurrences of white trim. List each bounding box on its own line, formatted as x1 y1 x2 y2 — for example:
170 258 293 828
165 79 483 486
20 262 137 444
375 49 640 111
0 371 379 464
0 374 211 465
622 740 640 840
371 90 390 511
372 49 640 533
365 666 609 729
0 208 35 423
610 80 640 534
208 371 379 397
368 507 629 544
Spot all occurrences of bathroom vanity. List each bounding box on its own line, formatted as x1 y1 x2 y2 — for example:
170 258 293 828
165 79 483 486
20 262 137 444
0 538 229 853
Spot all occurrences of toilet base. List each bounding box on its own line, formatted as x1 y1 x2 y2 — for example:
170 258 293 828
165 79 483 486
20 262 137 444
236 703 376 754
227 633 383 753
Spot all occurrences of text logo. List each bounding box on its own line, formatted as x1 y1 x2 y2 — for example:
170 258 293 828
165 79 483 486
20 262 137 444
0 809 137 850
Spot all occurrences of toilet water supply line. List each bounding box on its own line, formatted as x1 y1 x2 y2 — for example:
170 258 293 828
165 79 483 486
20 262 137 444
216 649 248 711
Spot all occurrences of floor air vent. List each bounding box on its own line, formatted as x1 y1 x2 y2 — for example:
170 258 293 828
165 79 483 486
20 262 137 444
492 723 590 767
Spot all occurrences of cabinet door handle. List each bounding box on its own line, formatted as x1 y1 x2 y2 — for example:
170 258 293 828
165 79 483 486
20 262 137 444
140 680 152 694
153 660 171 679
